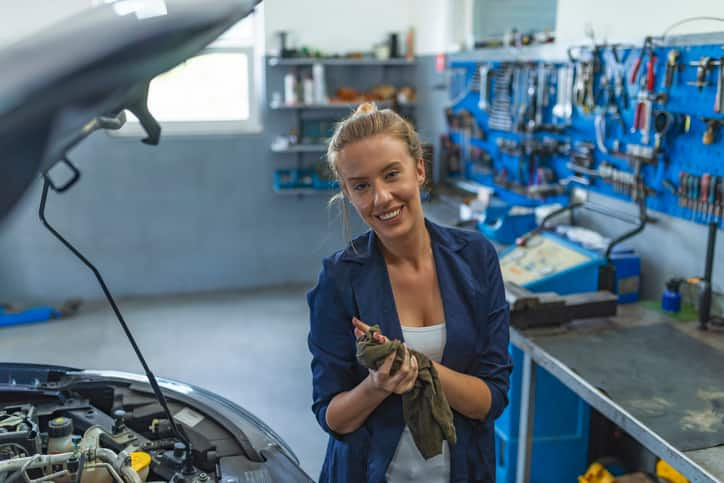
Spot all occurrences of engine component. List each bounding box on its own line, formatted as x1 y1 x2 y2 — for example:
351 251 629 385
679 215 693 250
0 404 41 460
48 416 74 454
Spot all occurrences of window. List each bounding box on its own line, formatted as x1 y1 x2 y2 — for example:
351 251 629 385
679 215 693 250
112 4 263 136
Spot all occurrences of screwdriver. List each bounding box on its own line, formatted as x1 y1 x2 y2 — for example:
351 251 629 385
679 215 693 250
712 177 718 222
701 174 711 223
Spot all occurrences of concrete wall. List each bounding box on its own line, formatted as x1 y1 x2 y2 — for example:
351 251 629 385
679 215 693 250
0 126 357 303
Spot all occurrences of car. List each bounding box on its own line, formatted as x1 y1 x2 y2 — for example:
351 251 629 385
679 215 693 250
0 2 313 482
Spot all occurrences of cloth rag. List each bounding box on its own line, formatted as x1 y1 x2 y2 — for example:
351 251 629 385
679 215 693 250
355 325 457 459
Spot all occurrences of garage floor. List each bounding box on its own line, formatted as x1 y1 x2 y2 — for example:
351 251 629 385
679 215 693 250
0 286 326 479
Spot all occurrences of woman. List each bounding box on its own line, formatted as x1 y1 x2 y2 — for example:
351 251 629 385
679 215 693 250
308 103 512 483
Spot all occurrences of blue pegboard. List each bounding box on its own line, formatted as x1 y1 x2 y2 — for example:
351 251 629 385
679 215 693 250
446 40 724 229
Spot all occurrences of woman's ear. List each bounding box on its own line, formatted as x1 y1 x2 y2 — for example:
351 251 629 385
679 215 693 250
416 158 426 185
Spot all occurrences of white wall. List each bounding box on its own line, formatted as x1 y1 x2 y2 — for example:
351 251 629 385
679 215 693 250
264 0 452 56
555 0 724 46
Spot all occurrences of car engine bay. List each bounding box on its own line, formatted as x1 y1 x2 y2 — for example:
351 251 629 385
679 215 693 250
0 378 270 483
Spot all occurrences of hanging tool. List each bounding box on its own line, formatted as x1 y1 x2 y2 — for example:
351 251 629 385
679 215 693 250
687 57 715 90
652 110 674 150
663 49 680 89
553 64 574 122
715 56 724 113
708 175 718 222
611 44 629 109
640 97 652 145
701 174 711 222
594 113 608 153
678 172 687 206
478 64 490 112
490 65 514 131
535 64 549 126
630 37 654 87
701 118 722 145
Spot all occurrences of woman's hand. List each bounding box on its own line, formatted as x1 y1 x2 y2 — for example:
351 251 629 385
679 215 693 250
352 317 418 395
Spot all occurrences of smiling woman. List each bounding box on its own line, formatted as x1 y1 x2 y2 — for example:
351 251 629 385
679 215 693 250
307 103 513 482
326 103 426 246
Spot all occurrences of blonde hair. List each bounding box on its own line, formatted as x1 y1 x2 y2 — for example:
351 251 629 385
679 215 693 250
326 102 425 244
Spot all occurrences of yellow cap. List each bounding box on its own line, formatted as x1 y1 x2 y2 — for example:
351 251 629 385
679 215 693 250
578 462 615 483
131 452 152 472
657 460 688 483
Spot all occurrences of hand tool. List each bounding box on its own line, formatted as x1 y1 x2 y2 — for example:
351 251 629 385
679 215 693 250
640 98 652 145
708 175 717 222
478 64 490 111
629 37 653 85
534 64 546 126
701 118 722 145
653 110 672 150
646 51 657 93
663 49 680 89
688 57 715 90
715 57 724 113
701 174 711 223
678 172 686 206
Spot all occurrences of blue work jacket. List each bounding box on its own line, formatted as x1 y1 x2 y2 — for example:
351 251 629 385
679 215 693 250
308 219 513 483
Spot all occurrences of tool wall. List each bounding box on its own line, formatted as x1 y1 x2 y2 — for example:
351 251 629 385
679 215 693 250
445 39 724 227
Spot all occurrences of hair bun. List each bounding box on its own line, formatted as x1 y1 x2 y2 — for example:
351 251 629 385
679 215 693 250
354 102 377 116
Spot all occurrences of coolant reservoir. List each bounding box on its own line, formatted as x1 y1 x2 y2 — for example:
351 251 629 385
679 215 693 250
47 417 74 454
80 465 114 483
131 452 151 482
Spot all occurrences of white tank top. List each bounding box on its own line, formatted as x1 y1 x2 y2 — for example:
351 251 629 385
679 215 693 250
385 323 450 483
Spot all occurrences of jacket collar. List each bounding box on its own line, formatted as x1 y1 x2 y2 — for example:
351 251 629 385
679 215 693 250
339 218 468 264
346 218 478 374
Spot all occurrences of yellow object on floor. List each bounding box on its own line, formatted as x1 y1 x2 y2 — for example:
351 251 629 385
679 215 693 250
579 462 616 483
657 460 689 483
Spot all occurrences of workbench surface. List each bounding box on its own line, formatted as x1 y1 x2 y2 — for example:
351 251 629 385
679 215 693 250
511 303 724 482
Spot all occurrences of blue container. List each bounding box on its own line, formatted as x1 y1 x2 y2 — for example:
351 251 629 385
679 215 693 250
511 233 604 296
273 169 315 190
478 211 537 245
610 249 641 304
662 289 681 312
495 345 591 483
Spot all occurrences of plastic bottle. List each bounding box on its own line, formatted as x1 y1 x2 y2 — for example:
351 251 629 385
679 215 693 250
47 416 74 454
283 72 298 106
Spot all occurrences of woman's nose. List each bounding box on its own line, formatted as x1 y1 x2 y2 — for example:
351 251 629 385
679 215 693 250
373 185 393 206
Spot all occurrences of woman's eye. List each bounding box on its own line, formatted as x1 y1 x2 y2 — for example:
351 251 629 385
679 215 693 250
386 171 400 179
353 183 369 191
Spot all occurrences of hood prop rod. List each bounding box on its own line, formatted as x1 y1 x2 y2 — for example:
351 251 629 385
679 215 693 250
39 177 196 475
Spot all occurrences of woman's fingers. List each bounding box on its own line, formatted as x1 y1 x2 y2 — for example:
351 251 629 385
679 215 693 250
394 355 418 394
377 350 396 376
352 317 389 344
352 317 370 333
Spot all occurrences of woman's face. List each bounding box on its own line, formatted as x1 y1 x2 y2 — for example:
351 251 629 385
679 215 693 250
336 134 425 242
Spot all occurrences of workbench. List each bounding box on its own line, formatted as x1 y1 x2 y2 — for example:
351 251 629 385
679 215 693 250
512 303 724 483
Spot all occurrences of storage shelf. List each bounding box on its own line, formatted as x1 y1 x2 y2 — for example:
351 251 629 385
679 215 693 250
270 144 327 153
270 101 416 110
268 57 416 67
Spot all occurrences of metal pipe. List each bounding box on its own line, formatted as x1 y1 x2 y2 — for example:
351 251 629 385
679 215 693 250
604 197 648 261
0 454 74 473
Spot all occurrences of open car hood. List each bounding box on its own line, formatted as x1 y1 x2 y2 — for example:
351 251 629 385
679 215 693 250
0 0 258 221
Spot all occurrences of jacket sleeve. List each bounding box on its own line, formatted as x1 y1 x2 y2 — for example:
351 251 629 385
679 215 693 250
475 239 513 422
307 257 358 436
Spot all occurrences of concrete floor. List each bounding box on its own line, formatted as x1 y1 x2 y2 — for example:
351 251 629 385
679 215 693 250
0 286 326 479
